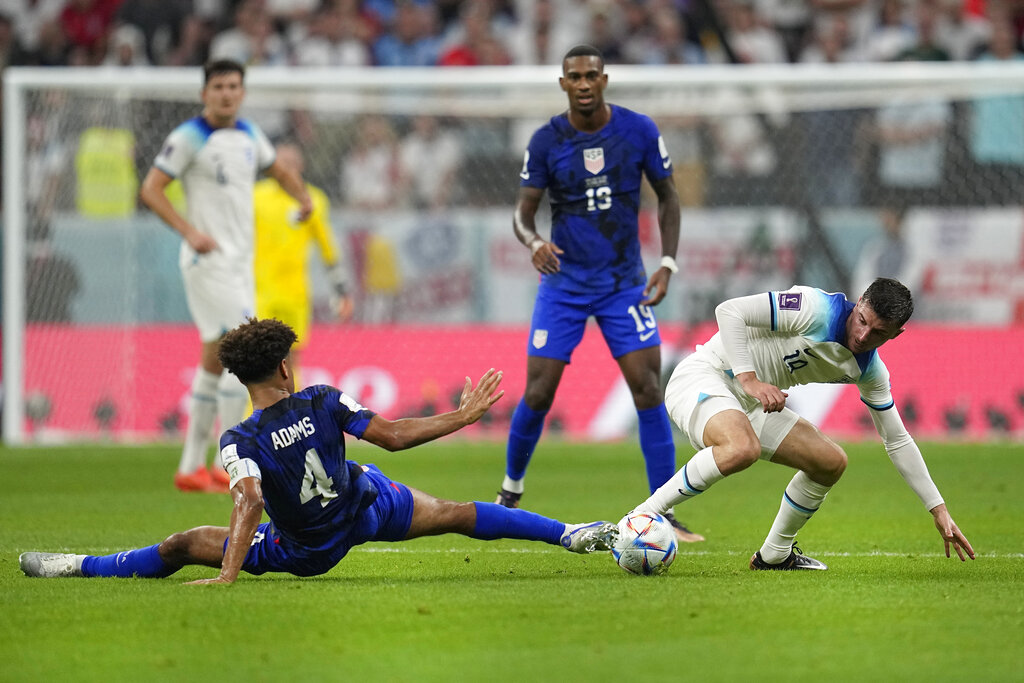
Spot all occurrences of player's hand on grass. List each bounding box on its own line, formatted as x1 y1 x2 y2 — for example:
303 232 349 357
641 269 671 306
458 369 504 424
184 576 234 586
930 503 975 561
530 239 563 274
737 372 788 413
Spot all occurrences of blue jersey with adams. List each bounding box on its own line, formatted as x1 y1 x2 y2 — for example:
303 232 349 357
520 105 673 294
219 384 379 552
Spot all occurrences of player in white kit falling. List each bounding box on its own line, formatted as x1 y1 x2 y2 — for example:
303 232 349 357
140 59 313 493
630 278 975 569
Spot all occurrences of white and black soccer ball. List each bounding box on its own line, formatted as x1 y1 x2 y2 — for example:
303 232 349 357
612 512 678 576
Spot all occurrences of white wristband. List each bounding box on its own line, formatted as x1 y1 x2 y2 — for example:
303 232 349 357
660 255 679 274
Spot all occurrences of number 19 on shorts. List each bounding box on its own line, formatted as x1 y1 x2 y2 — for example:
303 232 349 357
628 304 657 341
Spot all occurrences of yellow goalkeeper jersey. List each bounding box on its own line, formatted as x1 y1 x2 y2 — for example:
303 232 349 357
253 178 338 308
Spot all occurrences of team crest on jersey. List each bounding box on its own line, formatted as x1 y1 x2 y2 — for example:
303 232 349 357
533 329 548 349
778 292 802 310
583 147 605 174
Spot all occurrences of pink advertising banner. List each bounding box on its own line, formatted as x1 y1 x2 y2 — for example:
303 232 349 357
16 324 1024 442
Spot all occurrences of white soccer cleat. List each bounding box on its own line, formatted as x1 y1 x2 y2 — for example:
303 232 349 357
560 521 619 554
19 552 85 578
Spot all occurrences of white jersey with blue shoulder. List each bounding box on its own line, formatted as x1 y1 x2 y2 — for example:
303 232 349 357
702 285 893 410
153 116 276 271
696 286 944 511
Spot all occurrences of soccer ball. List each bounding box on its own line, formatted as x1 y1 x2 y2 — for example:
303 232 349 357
612 512 678 576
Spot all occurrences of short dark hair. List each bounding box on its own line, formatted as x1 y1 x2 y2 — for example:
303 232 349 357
219 318 297 384
203 59 245 85
862 277 914 327
563 44 604 67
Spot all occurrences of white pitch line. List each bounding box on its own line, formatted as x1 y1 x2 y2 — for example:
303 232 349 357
349 547 1023 559
26 547 1021 559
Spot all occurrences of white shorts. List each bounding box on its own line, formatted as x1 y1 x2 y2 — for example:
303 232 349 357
664 354 800 459
182 263 254 342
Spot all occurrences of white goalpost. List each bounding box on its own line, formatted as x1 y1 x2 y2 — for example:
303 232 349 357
5 62 1024 444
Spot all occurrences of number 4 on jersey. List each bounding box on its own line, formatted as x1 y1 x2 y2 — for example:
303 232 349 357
299 448 338 508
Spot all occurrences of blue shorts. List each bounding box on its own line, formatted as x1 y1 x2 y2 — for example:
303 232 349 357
235 464 415 577
528 284 661 362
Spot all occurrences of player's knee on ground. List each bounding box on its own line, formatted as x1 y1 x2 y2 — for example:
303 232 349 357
411 496 476 537
435 499 476 532
158 531 193 564
158 526 221 565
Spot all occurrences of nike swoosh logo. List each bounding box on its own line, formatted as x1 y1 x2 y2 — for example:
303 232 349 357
663 158 671 169
639 330 657 342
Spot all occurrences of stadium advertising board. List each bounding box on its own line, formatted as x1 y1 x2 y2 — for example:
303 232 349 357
16 324 1024 443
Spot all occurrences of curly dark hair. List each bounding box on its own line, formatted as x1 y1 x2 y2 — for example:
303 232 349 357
218 318 297 384
862 277 914 327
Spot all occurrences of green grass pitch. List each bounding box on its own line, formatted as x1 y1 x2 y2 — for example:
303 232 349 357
2 440 1021 682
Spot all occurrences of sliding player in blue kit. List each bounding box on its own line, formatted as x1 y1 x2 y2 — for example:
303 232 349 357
493 44 703 543
19 318 618 582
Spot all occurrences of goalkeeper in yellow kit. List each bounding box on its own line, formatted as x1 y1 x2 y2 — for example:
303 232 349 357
254 143 353 375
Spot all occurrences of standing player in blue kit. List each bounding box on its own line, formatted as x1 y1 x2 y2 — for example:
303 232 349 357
492 45 703 543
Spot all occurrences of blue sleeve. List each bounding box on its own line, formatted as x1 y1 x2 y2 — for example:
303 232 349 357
218 428 238 451
320 385 376 439
639 115 673 182
520 126 554 189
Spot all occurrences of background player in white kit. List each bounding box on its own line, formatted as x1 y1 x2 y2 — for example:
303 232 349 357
631 278 974 569
140 59 312 493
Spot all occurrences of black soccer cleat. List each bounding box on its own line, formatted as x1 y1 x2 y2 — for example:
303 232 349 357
749 545 828 571
663 510 705 543
494 488 522 508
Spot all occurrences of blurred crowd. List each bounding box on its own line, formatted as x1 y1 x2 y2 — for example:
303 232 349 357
0 0 1021 70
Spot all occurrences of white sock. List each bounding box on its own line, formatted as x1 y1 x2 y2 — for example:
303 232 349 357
178 368 219 475
501 476 524 494
759 471 832 564
635 447 724 515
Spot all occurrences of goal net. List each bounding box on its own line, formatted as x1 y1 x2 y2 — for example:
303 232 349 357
5 63 1024 444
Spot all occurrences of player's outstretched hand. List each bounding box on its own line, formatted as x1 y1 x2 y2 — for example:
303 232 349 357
641 269 671 306
931 503 975 562
458 369 504 425
530 239 563 275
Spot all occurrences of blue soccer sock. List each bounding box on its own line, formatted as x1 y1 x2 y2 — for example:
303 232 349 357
472 502 564 545
505 398 549 481
637 403 677 494
80 543 177 578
